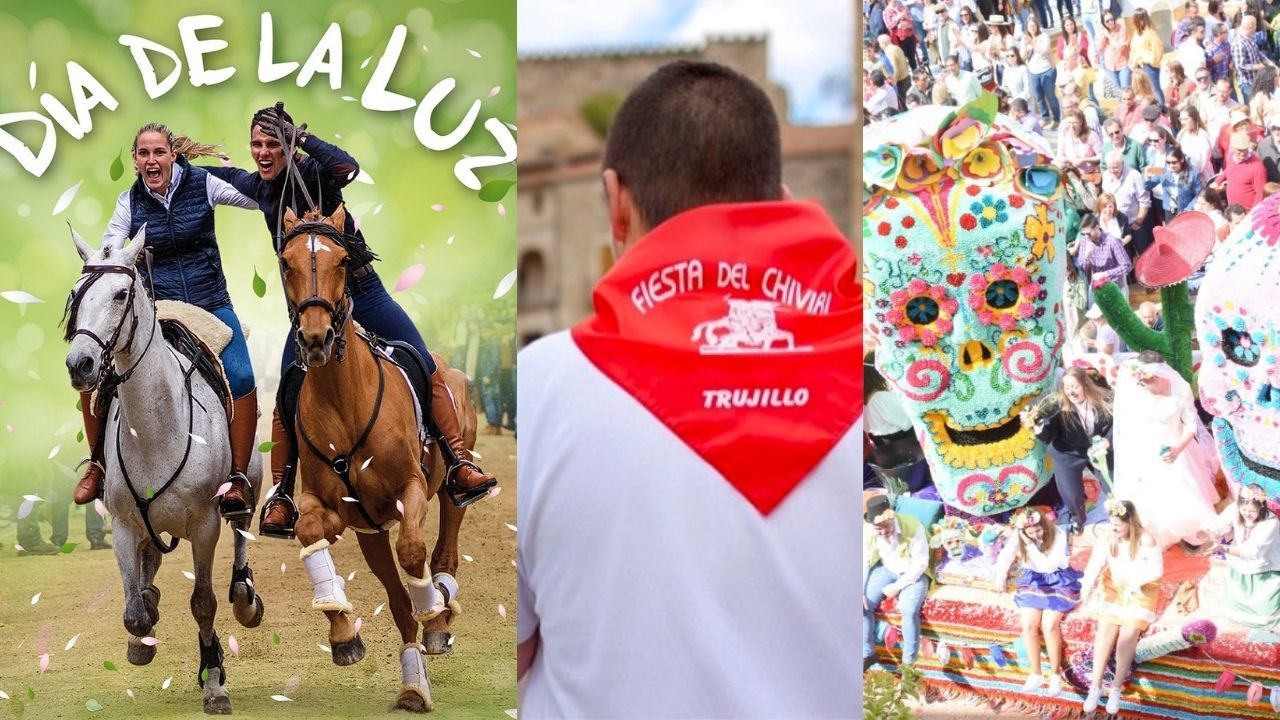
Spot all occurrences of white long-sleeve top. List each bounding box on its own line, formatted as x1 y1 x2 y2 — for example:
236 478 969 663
103 163 258 248
864 518 930 592
1082 533 1164 594
994 527 1072 584
1206 512 1280 575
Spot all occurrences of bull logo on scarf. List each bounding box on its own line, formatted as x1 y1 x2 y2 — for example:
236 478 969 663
863 95 1067 516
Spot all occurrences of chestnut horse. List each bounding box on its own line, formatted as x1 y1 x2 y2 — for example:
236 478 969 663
277 205 474 712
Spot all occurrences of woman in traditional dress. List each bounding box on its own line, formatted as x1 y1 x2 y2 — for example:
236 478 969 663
1079 499 1164 715
1023 365 1113 535
1112 353 1220 548
994 506 1082 696
1203 485 1280 628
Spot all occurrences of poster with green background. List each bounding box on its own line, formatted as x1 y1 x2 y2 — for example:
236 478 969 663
0 1 516 716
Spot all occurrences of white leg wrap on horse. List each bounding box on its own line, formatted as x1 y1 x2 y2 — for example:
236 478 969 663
400 644 432 705
405 574 445 621
433 572 463 615
301 541 352 614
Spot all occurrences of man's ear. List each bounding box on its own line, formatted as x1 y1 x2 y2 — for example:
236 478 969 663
603 168 634 257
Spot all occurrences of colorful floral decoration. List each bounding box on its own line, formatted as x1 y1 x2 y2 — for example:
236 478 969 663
1196 194 1280 499
864 93 1065 516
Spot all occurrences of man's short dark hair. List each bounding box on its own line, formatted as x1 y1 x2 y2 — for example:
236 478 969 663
871 70 887 86
1011 97 1029 113
1190 17 1206 31
603 60 782 229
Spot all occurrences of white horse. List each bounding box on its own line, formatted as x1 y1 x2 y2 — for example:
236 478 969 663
63 226 265 715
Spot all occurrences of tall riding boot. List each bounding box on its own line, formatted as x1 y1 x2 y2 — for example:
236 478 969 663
259 407 299 539
219 389 259 520
431 370 496 508
73 391 105 505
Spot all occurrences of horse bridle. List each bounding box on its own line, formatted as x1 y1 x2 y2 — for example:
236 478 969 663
278 221 353 364
62 260 158 388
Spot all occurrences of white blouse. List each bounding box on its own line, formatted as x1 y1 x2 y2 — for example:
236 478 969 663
1082 533 1164 593
995 526 1072 583
1207 512 1280 575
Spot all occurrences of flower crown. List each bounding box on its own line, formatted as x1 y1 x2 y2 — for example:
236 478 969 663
872 508 896 525
929 517 975 548
1105 498 1128 518
1010 507 1043 530
1240 485 1269 503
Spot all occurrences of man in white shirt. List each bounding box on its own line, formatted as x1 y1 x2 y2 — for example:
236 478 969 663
863 494 930 671
517 60 861 719
943 54 982 106
1175 17 1208 79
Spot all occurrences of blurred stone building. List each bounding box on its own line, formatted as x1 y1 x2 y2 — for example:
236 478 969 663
517 34 853 345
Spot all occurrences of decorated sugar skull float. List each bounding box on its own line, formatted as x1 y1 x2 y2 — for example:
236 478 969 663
1195 192 1280 497
863 95 1067 516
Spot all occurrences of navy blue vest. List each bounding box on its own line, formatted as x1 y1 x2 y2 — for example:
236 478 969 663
128 156 230 308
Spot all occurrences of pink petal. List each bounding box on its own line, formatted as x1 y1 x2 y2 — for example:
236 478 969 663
126 689 135 699
280 563 287 574
497 604 507 620
353 617 363 634
373 603 384 616
487 486 502 499
38 654 49 673
140 636 159 646
214 481 232 499
393 264 426 293
431 204 446 212
353 217 361 232
488 86 501 97
497 202 506 218
396 500 405 516
94 499 107 517
14 544 24 552
228 635 239 656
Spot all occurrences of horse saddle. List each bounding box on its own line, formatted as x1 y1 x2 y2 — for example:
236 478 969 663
276 332 434 456
155 300 234 418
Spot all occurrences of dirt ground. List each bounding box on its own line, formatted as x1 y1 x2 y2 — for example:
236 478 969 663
0 429 516 719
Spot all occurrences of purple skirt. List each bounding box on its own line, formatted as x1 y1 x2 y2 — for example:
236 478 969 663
1015 567 1083 612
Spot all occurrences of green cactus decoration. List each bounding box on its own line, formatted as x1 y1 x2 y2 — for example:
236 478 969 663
1094 280 1197 392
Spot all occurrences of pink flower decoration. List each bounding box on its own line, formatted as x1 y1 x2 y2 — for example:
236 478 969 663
979 310 995 325
886 309 904 324
942 299 959 314
969 295 985 310
936 318 954 333
969 274 986 290
998 314 1018 331
900 325 919 341
1017 304 1034 318
1012 267 1031 283
920 329 939 346
907 278 928 294
890 289 909 305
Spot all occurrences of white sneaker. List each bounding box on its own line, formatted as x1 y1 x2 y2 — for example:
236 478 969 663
1046 675 1063 697
1107 687 1122 714
1021 674 1044 692
1083 686 1102 713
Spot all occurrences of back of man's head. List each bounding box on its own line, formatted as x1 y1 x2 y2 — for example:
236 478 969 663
603 60 782 231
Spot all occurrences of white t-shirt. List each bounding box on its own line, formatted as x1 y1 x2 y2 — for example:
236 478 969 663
516 332 860 719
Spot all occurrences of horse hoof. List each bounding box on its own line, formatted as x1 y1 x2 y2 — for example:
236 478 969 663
233 595 265 628
127 637 157 666
331 633 366 666
422 631 453 656
395 690 433 713
203 694 232 715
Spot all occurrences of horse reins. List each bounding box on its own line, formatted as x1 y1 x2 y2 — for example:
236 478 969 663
279 221 353 364
64 254 199 554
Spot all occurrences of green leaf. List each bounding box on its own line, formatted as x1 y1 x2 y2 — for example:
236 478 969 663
200 668 209 684
258 441 276 453
76 398 83 412
103 660 117 672
272 632 281 645
77 430 84 443
252 268 267 298
109 149 124 182
85 698 103 712
478 179 514 203
145 487 155 499
59 542 78 554
26 687 34 700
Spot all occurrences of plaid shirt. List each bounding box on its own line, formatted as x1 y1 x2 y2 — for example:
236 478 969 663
1206 38 1234 82
1231 31 1265 88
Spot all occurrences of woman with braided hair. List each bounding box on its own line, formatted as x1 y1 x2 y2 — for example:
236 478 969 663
994 506 1083 696
1202 485 1280 627
72 122 262 520
207 103 497 539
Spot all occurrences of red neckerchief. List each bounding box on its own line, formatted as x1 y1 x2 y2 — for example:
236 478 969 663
571 201 863 515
